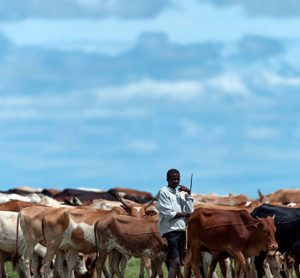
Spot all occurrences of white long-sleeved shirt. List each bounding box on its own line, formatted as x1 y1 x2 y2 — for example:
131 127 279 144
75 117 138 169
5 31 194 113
155 186 194 236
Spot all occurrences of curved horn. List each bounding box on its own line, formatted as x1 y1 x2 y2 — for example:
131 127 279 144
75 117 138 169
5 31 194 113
116 192 131 210
144 198 155 209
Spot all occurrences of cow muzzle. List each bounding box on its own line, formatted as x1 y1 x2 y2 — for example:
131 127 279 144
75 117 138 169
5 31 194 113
268 243 278 256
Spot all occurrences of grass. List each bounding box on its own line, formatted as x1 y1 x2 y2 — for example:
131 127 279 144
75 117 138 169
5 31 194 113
6 257 222 278
6 258 166 278
5 263 18 278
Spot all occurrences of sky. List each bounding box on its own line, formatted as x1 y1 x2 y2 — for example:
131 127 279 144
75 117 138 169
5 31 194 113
0 0 300 198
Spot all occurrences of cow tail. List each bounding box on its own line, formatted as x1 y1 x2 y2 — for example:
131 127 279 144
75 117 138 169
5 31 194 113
41 216 46 243
92 219 100 269
12 212 22 270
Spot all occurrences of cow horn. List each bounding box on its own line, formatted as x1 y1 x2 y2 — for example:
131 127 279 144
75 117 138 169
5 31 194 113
115 192 131 210
144 198 155 209
258 189 265 202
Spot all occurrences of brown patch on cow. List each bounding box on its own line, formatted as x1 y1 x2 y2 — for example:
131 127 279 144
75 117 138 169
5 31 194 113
71 227 84 243
70 226 95 253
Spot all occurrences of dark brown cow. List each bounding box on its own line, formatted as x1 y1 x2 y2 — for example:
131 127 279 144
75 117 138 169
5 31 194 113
185 208 278 278
94 215 167 278
109 187 153 203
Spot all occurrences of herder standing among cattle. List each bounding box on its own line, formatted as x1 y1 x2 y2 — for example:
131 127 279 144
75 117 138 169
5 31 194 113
156 168 194 278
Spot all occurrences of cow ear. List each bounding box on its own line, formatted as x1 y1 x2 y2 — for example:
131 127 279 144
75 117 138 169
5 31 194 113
272 214 275 220
247 223 259 231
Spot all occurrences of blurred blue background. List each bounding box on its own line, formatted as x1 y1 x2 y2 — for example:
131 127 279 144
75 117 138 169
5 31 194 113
0 0 299 198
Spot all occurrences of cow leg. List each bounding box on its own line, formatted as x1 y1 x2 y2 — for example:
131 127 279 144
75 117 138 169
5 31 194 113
139 257 145 278
108 251 116 277
207 253 219 278
219 256 232 278
292 241 300 278
52 250 67 278
119 254 127 277
189 247 203 278
43 243 61 278
109 250 127 278
141 256 152 278
262 257 274 278
231 252 250 278
150 258 164 278
31 253 42 278
183 249 192 278
22 244 36 278
254 252 267 278
248 257 256 278
95 249 108 278
0 254 7 278
295 261 300 278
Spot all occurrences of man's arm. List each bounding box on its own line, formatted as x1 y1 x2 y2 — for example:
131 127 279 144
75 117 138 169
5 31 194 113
173 212 190 219
156 190 177 220
178 185 194 214
178 185 191 194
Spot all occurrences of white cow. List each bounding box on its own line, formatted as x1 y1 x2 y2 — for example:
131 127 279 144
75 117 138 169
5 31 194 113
0 211 26 277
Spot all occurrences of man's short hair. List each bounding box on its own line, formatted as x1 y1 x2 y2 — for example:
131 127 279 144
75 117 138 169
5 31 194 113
166 168 180 181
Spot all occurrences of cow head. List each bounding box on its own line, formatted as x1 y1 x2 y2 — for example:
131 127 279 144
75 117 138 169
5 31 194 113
74 253 94 277
117 193 156 218
255 216 278 255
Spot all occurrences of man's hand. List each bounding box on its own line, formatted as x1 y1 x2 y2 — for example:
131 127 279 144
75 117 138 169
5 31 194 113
185 213 191 219
178 185 191 195
174 212 191 219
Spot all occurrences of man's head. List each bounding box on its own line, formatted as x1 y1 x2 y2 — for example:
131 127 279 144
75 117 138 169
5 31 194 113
166 168 180 189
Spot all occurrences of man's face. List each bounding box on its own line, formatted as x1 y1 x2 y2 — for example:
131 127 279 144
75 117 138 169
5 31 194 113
168 173 180 189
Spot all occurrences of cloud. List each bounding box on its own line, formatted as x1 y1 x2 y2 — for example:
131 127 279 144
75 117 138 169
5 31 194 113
245 127 280 140
126 139 157 153
262 71 300 87
0 31 226 96
204 0 300 17
0 0 171 20
205 72 250 96
179 120 202 137
232 35 285 62
96 79 204 102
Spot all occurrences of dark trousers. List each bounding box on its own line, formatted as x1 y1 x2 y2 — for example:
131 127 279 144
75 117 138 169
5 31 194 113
163 230 186 269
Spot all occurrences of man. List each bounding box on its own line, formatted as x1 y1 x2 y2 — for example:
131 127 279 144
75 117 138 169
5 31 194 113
156 168 194 278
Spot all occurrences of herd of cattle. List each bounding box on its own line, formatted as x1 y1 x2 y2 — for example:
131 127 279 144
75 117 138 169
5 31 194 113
0 186 300 277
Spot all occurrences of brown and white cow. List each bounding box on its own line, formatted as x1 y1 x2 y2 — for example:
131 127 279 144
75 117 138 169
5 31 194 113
41 195 157 278
18 205 91 278
18 205 65 278
41 207 126 278
94 214 167 278
185 208 278 278
108 195 157 277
